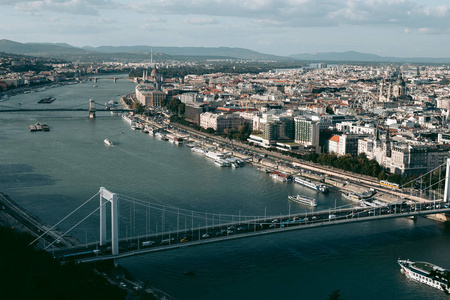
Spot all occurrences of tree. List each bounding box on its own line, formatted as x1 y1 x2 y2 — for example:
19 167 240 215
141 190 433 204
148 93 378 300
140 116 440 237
326 105 334 114
132 102 145 115
167 98 182 114
205 127 215 134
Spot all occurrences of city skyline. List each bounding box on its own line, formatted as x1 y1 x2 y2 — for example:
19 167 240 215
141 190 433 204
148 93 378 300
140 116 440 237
1 0 450 58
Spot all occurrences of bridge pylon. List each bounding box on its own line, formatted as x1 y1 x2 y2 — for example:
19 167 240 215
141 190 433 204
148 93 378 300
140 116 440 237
89 99 96 119
99 187 119 255
444 158 450 203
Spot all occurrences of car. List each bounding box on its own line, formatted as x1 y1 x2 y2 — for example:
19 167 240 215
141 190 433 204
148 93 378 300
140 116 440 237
180 238 189 243
201 233 210 238
237 227 246 231
160 238 175 245
119 282 126 288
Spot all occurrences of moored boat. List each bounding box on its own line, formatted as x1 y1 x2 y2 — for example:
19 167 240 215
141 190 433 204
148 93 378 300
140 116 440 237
398 259 450 294
288 195 318 207
270 171 291 182
294 176 328 193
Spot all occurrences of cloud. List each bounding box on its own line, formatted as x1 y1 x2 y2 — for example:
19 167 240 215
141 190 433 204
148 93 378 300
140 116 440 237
2 0 115 16
148 17 166 23
183 17 217 25
127 0 450 31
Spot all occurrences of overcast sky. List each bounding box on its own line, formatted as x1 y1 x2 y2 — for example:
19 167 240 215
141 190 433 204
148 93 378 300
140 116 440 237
1 0 449 57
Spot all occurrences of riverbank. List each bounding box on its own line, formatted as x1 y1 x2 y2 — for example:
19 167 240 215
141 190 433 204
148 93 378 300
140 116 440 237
120 102 402 207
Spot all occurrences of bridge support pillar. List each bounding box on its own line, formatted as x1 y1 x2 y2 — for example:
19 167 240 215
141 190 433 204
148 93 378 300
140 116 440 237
113 78 117 83
99 187 119 256
93 78 97 83
89 99 96 119
444 158 450 203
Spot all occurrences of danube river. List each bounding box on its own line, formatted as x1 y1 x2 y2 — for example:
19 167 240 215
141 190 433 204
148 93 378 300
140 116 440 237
1 77 450 299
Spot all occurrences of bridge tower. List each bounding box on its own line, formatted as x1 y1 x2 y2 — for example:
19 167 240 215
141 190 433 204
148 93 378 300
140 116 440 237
444 158 450 203
99 187 119 255
89 99 96 119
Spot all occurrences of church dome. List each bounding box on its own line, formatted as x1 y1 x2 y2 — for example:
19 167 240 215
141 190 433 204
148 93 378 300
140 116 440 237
395 74 405 86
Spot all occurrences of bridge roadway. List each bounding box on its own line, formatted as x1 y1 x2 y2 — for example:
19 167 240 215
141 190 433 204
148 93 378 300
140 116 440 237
0 108 133 113
55 202 450 264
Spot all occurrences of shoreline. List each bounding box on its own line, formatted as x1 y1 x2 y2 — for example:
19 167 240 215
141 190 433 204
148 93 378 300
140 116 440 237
120 97 403 207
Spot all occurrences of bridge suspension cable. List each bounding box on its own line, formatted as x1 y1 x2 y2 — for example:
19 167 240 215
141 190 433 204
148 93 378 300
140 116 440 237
44 196 109 250
118 194 266 220
400 162 446 189
29 191 100 246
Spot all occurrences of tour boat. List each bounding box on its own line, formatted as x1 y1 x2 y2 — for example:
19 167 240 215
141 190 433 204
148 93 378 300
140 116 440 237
398 259 450 294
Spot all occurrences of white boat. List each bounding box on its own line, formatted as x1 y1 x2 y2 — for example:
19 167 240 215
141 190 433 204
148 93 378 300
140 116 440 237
214 159 230 167
398 259 450 293
155 132 165 139
103 139 113 146
270 171 291 182
122 114 134 124
294 177 328 193
288 195 317 207
191 147 205 154
204 151 225 160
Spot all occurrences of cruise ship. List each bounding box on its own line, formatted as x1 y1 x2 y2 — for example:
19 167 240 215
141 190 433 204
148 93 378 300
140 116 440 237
288 195 317 207
398 259 450 294
294 177 328 193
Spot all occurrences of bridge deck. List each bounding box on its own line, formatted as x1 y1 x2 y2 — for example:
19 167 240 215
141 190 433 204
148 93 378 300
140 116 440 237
58 205 450 264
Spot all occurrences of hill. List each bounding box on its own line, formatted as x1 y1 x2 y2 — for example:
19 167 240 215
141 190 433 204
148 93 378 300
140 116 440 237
0 39 291 62
289 51 450 64
83 45 290 61
0 39 89 57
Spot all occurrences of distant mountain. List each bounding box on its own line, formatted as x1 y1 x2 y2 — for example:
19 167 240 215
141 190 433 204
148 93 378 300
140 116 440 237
0 39 89 57
289 51 450 64
83 45 290 61
0 39 291 62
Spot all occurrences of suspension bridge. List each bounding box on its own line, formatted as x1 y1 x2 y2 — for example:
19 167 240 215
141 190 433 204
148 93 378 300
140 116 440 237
0 99 132 118
27 158 450 264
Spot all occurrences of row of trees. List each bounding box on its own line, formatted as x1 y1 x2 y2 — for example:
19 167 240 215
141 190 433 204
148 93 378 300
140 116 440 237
301 151 445 194
302 152 382 178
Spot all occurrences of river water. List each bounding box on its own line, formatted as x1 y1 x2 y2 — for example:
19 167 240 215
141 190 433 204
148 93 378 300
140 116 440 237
1 77 449 299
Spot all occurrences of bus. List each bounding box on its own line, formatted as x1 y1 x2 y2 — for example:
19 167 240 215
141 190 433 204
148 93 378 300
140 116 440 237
380 180 400 189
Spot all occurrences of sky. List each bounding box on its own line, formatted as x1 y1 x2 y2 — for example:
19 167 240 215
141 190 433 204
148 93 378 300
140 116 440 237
1 0 450 58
